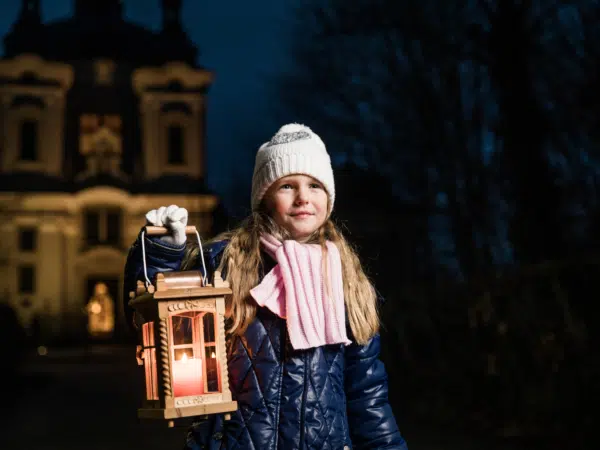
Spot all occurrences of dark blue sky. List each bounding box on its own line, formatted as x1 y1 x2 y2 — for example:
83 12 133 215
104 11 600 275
0 0 294 215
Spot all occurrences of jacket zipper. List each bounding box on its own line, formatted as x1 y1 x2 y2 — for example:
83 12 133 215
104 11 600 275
275 320 287 450
298 351 308 449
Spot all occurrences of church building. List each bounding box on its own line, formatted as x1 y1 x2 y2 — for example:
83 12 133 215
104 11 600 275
0 0 218 341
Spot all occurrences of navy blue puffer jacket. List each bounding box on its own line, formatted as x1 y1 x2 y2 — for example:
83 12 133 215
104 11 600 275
123 232 407 450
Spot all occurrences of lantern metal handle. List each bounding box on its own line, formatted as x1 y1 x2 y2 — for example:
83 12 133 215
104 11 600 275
139 224 208 289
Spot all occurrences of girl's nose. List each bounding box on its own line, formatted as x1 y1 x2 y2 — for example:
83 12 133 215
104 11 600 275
294 186 309 204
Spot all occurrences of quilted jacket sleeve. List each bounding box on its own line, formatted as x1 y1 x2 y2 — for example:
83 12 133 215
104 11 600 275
122 229 186 330
345 334 408 449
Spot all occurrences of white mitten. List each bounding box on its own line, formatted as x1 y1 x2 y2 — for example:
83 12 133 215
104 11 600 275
145 205 188 246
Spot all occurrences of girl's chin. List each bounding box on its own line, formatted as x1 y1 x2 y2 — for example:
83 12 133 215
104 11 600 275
289 227 318 241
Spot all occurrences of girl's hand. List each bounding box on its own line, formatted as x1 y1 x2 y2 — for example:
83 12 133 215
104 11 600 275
145 205 188 246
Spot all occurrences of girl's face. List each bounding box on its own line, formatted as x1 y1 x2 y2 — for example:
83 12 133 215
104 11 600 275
264 174 329 242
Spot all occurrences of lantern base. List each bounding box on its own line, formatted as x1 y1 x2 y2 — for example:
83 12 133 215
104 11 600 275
137 400 238 421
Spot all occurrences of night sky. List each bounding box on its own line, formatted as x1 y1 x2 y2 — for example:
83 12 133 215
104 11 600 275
0 0 294 215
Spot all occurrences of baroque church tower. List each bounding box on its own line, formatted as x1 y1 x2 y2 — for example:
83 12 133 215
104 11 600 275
0 0 216 341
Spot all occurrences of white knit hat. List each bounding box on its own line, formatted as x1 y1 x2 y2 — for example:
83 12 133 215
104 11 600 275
251 123 335 212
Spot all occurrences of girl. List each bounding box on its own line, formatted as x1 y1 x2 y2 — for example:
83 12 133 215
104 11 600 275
123 124 408 450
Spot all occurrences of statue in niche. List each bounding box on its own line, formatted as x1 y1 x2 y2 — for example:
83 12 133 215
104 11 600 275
77 114 127 180
86 282 115 338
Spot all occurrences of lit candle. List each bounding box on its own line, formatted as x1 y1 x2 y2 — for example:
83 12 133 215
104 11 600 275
172 353 203 398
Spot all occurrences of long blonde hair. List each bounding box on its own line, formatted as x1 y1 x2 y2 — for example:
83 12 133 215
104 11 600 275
182 211 379 345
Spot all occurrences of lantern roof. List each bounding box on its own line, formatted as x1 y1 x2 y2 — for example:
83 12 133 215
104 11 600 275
128 270 231 308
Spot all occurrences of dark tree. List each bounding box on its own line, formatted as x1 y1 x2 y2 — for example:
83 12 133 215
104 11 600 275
468 0 600 265
278 0 503 282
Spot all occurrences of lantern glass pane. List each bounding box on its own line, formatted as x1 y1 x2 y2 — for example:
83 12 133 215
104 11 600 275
172 315 194 345
142 322 158 400
142 321 154 346
145 348 158 400
202 312 215 342
204 345 219 392
171 312 203 398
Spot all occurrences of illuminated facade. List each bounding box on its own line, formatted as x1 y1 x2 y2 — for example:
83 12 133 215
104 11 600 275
0 0 218 340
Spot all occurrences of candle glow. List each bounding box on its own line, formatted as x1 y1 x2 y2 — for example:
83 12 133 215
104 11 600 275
172 352 203 398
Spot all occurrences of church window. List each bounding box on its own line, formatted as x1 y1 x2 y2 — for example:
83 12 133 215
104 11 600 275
19 120 38 161
18 265 35 293
19 228 36 252
167 125 185 164
84 208 122 247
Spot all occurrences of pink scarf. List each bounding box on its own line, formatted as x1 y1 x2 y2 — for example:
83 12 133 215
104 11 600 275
249 234 351 350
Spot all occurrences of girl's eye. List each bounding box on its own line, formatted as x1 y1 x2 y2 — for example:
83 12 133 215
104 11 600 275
310 183 322 189
279 184 293 190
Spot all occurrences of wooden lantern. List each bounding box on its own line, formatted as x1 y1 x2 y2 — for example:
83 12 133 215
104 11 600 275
128 225 237 426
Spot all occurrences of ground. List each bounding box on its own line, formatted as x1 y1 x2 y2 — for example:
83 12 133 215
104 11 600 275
4 344 529 450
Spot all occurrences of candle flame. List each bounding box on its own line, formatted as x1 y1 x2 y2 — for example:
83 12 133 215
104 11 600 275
181 353 188 363
211 352 216 358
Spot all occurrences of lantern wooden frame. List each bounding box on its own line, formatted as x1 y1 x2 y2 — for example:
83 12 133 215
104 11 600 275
128 226 237 425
